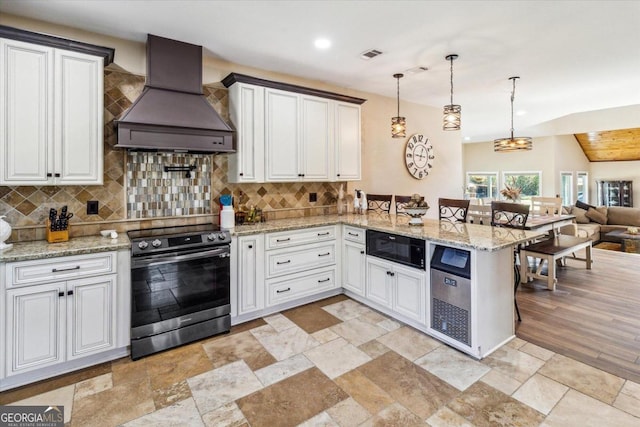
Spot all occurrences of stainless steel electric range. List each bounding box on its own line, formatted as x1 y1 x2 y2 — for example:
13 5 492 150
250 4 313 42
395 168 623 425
128 224 231 360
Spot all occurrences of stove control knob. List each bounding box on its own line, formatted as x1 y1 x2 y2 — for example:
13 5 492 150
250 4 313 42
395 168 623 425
152 239 162 248
217 233 227 241
138 241 149 250
207 233 217 241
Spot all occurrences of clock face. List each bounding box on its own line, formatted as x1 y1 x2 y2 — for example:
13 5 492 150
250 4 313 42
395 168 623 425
405 133 434 179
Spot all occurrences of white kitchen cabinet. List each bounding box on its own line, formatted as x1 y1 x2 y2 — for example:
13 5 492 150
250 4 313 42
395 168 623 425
265 88 300 181
334 102 361 180
0 38 103 186
365 256 425 323
224 73 362 183
236 234 265 315
227 83 265 183
342 226 366 296
5 274 116 376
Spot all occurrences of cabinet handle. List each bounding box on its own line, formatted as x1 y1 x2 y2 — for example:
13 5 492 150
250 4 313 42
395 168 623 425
248 245 253 249
318 252 331 257
47 173 53 177
390 272 395 277
360 250 365 254
67 290 74 296
276 260 291 265
318 278 331 283
348 232 359 237
337 174 341 177
52 266 80 273
239 172 244 176
276 238 291 242
317 232 330 236
54 173 61 178
276 287 291 293
58 291 65 297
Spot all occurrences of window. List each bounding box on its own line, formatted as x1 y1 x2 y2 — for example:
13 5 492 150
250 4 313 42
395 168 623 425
577 171 589 203
502 171 541 202
560 172 573 206
466 172 499 200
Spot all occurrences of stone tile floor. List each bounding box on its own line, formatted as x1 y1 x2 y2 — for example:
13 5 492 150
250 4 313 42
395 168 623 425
3 295 640 426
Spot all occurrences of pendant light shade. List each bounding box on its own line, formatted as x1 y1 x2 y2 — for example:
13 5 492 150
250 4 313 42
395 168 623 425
443 54 461 131
391 73 406 138
494 76 532 152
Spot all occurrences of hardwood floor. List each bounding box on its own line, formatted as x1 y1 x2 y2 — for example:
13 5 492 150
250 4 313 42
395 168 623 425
516 247 640 383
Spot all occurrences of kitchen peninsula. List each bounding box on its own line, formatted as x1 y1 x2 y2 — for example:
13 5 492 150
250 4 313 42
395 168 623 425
231 213 545 358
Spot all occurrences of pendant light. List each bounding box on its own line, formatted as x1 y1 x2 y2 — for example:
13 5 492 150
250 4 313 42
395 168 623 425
494 76 532 152
391 73 406 138
443 54 461 131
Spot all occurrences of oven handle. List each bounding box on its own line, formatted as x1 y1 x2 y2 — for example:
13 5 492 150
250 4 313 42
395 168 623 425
131 246 230 269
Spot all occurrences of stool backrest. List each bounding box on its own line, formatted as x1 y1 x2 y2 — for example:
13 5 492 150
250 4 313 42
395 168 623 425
531 196 562 216
367 194 392 213
438 198 470 223
491 201 530 230
394 195 412 215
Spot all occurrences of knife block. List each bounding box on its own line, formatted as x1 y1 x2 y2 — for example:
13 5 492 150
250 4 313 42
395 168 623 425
46 220 69 243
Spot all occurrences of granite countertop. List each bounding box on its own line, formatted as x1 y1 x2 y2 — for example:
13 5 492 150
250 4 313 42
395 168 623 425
233 213 546 252
0 234 131 263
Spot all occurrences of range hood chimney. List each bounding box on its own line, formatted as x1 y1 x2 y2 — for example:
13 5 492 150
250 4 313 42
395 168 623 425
116 34 234 153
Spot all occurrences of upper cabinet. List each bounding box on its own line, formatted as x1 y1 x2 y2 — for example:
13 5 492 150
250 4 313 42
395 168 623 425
0 27 114 186
223 73 365 183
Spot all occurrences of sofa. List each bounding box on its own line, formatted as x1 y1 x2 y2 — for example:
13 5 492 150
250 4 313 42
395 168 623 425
563 205 640 242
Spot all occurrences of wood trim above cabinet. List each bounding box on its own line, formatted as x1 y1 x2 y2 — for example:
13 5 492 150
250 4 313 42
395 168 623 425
0 25 115 65
222 73 366 105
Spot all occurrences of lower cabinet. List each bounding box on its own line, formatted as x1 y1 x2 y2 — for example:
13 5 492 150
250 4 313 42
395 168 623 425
236 234 265 316
365 256 425 323
267 266 336 306
6 274 116 376
342 227 365 296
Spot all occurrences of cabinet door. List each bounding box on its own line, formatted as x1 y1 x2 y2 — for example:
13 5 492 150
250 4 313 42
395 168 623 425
334 102 361 181
237 235 265 315
393 264 425 323
6 283 65 375
365 257 392 308
0 39 53 185
55 49 103 185
343 241 365 296
67 275 116 360
265 88 299 181
228 83 265 183
300 95 331 181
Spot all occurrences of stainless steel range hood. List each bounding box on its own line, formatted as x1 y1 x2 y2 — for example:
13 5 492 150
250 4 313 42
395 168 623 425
116 34 234 153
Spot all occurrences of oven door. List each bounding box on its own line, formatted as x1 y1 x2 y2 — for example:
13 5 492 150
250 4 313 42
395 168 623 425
130 246 230 339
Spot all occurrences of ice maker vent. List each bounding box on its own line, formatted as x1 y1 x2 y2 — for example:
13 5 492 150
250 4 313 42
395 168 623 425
432 298 470 346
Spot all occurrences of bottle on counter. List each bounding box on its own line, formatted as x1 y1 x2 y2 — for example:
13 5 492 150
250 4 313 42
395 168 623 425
360 191 367 215
220 205 235 230
353 190 360 214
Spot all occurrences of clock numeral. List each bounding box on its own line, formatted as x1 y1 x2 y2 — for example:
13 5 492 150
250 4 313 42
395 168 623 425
429 155 435 159
419 171 423 179
407 162 414 168
428 164 433 168
406 153 413 158
413 168 418 174
408 142 414 150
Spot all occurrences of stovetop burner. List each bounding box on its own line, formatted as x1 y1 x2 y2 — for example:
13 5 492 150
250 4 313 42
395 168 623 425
128 224 231 257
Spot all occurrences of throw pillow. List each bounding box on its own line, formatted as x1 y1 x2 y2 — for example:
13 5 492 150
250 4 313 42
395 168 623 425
586 207 607 224
575 200 596 211
572 206 590 224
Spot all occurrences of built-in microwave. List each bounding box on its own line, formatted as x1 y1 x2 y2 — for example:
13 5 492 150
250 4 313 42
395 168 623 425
366 229 426 270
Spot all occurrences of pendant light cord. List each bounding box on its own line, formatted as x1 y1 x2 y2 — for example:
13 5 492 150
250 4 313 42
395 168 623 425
510 77 517 139
449 56 454 105
396 75 400 117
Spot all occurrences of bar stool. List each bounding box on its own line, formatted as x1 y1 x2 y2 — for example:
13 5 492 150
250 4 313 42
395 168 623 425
438 198 470 223
491 201 530 322
394 195 412 215
366 194 392 213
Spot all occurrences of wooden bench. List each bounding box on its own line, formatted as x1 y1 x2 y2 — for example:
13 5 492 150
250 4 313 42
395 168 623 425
519 235 592 291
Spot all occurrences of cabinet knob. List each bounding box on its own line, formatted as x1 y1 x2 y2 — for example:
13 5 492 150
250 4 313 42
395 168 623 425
47 173 53 177
360 250 365 254
248 245 253 249
337 174 341 177
58 291 65 297
54 173 61 178
67 290 74 296
239 172 244 176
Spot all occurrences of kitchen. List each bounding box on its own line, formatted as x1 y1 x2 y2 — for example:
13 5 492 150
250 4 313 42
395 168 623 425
1 3 640 427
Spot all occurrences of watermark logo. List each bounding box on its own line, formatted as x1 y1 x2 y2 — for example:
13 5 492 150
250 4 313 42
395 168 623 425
0 405 64 427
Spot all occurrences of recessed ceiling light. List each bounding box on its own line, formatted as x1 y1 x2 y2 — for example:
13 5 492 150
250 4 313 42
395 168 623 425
314 38 331 49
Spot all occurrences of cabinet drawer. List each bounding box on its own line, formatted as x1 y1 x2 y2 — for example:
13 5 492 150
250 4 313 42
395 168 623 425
267 267 336 306
266 243 336 278
7 252 116 287
343 226 365 244
266 225 336 250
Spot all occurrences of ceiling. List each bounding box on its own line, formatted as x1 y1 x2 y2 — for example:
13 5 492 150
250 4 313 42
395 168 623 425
1 1 639 142
574 128 640 162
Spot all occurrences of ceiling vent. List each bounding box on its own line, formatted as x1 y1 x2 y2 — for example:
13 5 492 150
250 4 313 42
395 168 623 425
360 49 383 60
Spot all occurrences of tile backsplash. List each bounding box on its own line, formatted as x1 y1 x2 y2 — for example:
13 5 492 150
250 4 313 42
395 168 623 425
2 67 344 242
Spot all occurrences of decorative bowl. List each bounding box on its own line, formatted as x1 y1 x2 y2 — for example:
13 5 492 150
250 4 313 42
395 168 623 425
0 215 13 251
100 229 116 238
404 207 430 225
627 226 638 235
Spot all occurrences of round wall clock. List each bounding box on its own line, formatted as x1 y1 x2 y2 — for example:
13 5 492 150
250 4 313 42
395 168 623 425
404 133 434 179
